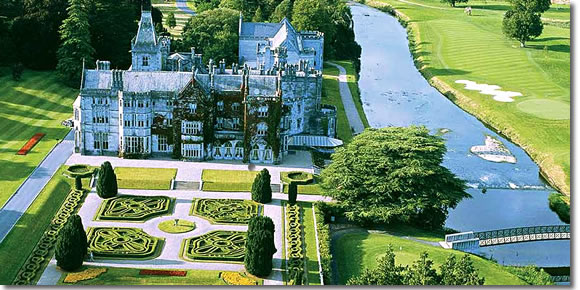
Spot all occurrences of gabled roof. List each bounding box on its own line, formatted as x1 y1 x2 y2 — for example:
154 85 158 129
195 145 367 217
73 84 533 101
271 18 301 51
240 21 282 38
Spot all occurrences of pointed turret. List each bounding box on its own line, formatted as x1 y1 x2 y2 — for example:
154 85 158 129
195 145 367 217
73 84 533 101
130 2 162 71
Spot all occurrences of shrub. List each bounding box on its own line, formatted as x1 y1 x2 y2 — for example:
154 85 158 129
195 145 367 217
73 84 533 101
548 193 570 223
55 215 87 271
96 161 118 198
288 182 298 205
74 176 82 191
314 202 333 284
251 169 272 203
245 216 276 277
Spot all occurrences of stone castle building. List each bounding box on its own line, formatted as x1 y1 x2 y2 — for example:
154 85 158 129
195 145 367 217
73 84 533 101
73 7 338 164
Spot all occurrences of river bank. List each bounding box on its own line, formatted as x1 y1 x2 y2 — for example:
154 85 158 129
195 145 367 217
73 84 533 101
363 0 570 196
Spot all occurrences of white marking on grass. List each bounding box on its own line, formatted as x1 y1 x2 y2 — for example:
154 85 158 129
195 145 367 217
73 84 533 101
455 80 522 102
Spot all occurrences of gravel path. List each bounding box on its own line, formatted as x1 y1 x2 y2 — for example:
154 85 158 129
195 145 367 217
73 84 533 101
0 130 74 243
326 61 365 134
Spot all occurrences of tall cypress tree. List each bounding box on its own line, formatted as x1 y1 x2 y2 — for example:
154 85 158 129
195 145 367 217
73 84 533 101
251 169 272 203
245 216 276 277
55 215 88 271
56 0 94 85
96 161 118 198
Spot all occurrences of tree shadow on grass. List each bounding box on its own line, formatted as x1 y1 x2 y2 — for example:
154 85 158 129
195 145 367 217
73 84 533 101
527 44 570 53
331 229 368 285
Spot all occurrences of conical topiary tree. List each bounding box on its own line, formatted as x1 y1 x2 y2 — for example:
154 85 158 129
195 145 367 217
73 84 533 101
74 176 82 191
245 216 276 277
251 169 272 203
55 214 87 271
96 161 117 198
288 181 298 205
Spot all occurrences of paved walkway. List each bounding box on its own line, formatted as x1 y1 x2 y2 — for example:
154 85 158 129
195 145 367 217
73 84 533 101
66 152 315 184
326 62 365 134
0 130 74 243
175 0 196 15
37 187 330 285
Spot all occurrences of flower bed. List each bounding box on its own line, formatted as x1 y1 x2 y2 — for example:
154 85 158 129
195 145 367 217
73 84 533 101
12 189 87 285
285 204 305 285
63 268 107 283
220 272 258 285
16 133 45 155
139 269 187 277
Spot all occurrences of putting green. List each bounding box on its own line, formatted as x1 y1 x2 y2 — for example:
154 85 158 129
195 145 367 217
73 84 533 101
516 99 570 120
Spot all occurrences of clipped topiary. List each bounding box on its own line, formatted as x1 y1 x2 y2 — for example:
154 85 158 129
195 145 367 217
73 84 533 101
251 168 272 204
96 161 118 198
74 176 82 191
288 181 298 205
244 229 276 277
55 214 87 271
248 215 275 235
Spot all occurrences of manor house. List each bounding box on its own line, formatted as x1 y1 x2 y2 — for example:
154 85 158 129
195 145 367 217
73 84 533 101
72 6 338 164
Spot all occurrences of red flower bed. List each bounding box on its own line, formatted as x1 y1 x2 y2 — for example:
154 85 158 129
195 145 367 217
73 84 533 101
139 269 187 277
17 133 45 155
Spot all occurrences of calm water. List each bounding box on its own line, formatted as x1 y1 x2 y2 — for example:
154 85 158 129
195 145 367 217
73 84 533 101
350 3 569 267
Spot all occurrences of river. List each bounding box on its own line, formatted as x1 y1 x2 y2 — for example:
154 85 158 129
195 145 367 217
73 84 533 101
350 2 569 267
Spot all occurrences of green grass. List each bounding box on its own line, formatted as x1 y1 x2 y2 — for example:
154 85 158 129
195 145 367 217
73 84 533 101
323 64 353 143
334 232 526 285
57 266 227 285
0 165 90 284
0 69 78 208
201 169 258 192
332 60 370 128
158 219 196 234
152 0 195 38
283 175 324 195
114 167 177 190
299 202 322 285
370 0 570 194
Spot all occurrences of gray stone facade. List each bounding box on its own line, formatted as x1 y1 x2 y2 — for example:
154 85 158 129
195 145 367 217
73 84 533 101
73 8 336 164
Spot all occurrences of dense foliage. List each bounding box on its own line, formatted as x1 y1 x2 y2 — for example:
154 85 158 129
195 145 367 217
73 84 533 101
502 0 551 47
74 176 83 190
96 161 118 198
548 193 570 223
57 0 94 85
251 168 272 203
248 215 275 234
287 182 298 204
506 266 554 285
440 0 468 7
244 216 276 277
55 214 87 271
348 246 484 285
321 127 469 229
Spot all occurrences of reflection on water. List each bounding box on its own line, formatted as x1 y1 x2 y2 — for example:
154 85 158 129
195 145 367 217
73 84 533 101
350 3 569 267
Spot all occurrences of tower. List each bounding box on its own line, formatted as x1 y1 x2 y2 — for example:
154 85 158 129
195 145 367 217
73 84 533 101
131 4 162 71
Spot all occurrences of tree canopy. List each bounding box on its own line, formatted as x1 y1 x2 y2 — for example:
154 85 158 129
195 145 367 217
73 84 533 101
348 246 485 286
502 0 550 47
244 215 276 277
321 127 468 229
55 214 88 271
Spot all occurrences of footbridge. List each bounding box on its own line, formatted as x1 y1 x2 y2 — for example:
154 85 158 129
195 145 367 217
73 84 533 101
441 225 570 250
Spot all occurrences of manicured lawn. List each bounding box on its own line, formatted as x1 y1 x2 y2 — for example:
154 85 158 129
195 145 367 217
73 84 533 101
57 266 227 285
369 0 570 194
114 167 177 190
323 64 353 143
152 0 195 38
0 165 90 284
201 169 258 192
334 232 526 285
0 69 78 208
299 202 322 285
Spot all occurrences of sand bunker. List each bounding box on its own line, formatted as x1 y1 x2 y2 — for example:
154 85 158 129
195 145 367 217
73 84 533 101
470 135 516 163
455 80 522 102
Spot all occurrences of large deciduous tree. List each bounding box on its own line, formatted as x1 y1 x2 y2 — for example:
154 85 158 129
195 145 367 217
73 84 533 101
181 8 239 64
96 161 118 198
57 0 95 86
55 214 88 271
502 0 550 47
165 12 176 28
321 127 468 229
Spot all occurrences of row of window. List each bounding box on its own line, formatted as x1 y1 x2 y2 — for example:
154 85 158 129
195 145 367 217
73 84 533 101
93 133 109 150
216 117 241 130
92 97 109 105
121 113 150 128
182 121 203 135
123 136 149 153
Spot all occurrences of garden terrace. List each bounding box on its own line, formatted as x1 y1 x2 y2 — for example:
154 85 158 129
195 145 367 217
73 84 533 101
87 227 163 260
114 167 177 190
94 196 174 222
190 198 259 224
201 169 259 192
181 230 247 262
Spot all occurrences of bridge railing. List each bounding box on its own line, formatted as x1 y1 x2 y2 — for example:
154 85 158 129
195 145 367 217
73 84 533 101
473 225 570 240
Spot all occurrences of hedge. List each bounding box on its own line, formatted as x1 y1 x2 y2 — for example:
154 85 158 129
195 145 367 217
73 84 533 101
64 164 95 179
280 171 314 185
314 202 333 285
286 204 305 285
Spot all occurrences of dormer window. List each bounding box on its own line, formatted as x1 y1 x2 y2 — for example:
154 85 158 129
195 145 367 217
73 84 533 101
257 105 268 117
232 102 240 111
257 122 268 136
188 103 197 114
142 56 149 66
217 101 224 111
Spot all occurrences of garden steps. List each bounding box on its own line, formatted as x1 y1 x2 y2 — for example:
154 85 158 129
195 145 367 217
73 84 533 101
174 181 201 190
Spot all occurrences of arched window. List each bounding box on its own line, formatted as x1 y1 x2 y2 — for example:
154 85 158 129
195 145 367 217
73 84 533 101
225 141 233 157
264 145 272 161
217 101 224 111
251 144 259 160
257 122 268 136
214 143 222 157
232 102 241 111
235 142 244 159
257 105 268 117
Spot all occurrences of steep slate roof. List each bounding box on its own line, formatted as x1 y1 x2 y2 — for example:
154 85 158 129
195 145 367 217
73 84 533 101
83 70 193 93
240 21 283 38
132 10 157 51
271 18 301 52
